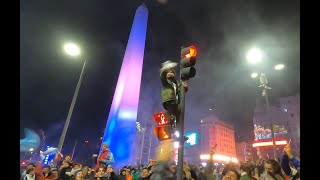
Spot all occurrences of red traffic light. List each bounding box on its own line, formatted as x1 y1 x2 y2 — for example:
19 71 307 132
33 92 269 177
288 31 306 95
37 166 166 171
154 125 172 141
153 112 169 126
182 45 197 58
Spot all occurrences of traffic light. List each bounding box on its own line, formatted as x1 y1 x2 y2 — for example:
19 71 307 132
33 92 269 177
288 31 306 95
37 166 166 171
153 111 176 131
153 112 170 126
153 112 173 141
154 125 172 141
180 45 197 80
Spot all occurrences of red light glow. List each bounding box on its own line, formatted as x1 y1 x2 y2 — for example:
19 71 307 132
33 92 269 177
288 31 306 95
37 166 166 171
252 140 287 147
153 112 168 126
183 46 197 58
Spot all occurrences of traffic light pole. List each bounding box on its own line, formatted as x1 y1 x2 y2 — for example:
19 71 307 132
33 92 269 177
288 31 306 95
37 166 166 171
177 81 185 180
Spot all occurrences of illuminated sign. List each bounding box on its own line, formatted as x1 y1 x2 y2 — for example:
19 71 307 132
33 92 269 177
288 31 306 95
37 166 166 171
252 140 287 147
185 132 198 147
200 154 238 163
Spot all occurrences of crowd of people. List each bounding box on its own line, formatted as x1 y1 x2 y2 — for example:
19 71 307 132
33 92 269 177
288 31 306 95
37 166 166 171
20 142 300 180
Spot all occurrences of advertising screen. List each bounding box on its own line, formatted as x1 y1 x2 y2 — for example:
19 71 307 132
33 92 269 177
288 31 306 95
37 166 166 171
185 132 199 147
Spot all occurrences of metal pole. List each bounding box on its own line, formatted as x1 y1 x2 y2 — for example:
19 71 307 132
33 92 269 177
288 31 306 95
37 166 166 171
264 87 277 160
57 60 86 153
147 130 152 162
139 123 146 165
177 80 185 180
71 139 78 160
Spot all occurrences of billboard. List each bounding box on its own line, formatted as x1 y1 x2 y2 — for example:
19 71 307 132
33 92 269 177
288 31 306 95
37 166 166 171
253 125 287 140
185 132 199 147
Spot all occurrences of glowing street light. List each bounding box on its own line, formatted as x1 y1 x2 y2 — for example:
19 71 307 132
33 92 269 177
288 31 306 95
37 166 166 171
274 64 285 70
251 72 258 78
63 42 81 57
29 148 34 152
174 131 180 138
246 47 263 64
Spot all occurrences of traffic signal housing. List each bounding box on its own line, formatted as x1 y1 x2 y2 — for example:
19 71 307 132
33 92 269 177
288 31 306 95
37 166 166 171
180 45 197 80
154 125 172 141
153 112 173 141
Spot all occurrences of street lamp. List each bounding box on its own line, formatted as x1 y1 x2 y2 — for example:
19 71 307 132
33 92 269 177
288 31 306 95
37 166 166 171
57 42 86 155
246 47 263 64
64 42 81 56
246 47 284 160
251 72 258 78
274 64 285 70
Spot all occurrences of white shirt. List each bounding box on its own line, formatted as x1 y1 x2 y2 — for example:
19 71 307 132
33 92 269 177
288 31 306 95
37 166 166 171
25 174 35 180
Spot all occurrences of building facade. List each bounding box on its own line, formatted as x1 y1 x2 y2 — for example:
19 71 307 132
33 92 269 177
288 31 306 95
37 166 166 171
252 94 300 158
200 115 238 163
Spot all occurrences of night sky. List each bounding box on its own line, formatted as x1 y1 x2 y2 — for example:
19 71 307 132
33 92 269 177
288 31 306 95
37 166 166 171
20 0 300 154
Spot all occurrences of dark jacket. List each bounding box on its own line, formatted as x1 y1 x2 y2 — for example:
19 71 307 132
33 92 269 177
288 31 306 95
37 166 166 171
197 172 207 180
160 71 178 106
83 173 95 180
240 174 251 180
281 154 300 178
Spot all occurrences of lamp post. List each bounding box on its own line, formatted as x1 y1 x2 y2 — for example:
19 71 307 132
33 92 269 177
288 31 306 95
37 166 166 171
247 47 284 160
57 42 86 155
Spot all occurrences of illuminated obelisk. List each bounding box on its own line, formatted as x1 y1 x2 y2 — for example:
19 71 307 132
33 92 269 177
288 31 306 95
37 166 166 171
100 4 148 168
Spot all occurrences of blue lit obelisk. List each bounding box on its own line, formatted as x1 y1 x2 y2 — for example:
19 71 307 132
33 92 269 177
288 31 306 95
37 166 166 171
100 4 148 168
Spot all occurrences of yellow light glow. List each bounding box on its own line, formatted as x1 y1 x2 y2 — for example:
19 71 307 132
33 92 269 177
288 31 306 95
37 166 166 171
200 154 238 163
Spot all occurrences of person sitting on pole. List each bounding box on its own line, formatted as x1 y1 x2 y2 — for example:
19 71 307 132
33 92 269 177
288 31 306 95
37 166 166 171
95 142 115 171
160 60 188 129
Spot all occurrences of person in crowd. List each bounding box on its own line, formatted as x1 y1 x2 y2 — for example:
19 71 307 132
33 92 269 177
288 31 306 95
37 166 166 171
95 167 108 180
197 166 206 180
82 166 95 180
70 170 84 180
222 167 240 180
59 160 73 180
66 163 82 177
257 159 264 178
217 165 225 180
131 168 140 180
281 143 300 180
105 165 118 180
23 166 36 180
43 168 59 180
42 165 51 177
138 168 150 180
125 167 133 180
95 143 115 171
57 155 73 169
118 168 127 180
168 162 176 179
21 163 36 180
239 164 253 180
183 162 192 180
260 159 285 180
204 147 216 180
